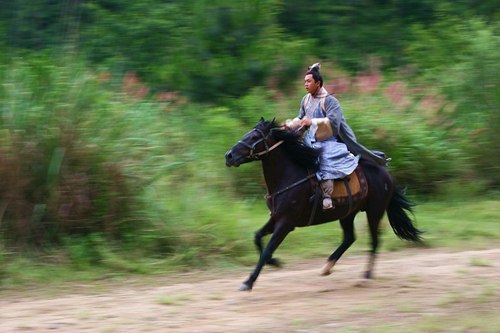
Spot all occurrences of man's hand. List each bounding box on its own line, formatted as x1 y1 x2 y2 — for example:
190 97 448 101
300 117 312 128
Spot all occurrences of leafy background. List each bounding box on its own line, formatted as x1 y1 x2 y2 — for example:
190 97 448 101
0 0 498 281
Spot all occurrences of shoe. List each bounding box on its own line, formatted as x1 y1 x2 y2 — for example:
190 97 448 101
322 198 334 210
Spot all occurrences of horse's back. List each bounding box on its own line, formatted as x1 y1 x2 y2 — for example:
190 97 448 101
359 158 394 207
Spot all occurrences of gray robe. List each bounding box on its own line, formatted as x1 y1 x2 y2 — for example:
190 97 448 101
298 89 388 168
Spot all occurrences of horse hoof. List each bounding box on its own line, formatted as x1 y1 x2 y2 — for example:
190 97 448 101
239 283 253 292
320 260 336 276
267 258 282 268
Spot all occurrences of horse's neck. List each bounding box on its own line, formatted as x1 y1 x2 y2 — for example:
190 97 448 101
261 147 306 193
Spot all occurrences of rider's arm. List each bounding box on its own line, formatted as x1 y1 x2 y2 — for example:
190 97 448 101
285 95 308 130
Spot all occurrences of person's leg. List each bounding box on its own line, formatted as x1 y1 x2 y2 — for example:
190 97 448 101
320 179 334 210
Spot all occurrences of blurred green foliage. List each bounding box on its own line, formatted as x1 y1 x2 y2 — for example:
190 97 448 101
406 18 500 184
0 1 498 274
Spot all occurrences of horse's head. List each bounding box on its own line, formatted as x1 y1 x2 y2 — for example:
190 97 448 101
225 118 279 167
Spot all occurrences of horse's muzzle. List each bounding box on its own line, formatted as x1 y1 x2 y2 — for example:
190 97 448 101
225 150 240 167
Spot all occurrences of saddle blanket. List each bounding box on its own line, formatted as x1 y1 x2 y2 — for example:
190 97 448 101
331 165 368 204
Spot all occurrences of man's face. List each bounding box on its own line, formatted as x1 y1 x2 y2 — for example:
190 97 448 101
304 74 320 95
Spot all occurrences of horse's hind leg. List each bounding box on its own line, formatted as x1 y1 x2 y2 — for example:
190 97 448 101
320 214 356 276
255 218 281 267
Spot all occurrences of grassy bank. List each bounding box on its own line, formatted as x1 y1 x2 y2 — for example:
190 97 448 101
1 197 499 288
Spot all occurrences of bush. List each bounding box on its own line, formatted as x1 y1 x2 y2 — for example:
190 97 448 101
406 18 500 186
0 55 181 249
0 57 126 245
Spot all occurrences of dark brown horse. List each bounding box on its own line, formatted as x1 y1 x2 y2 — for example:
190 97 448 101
225 118 422 291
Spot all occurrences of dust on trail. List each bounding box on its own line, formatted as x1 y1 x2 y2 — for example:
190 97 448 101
1 248 499 333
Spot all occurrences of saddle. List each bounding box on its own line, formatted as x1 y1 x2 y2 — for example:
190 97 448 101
309 164 368 207
332 165 368 205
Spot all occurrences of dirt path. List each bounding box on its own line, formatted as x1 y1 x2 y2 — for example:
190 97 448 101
1 248 499 333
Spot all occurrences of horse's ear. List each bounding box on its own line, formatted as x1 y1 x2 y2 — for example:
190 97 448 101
259 117 265 122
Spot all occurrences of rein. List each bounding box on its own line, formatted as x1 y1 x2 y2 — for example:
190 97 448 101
252 140 284 158
265 174 316 201
265 173 316 217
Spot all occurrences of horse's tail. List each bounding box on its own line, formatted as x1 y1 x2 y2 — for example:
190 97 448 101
386 185 422 242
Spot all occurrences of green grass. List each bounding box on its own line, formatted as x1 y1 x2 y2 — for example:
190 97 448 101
408 197 500 249
1 197 499 288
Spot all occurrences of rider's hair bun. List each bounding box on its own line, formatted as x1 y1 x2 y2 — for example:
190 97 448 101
307 63 321 72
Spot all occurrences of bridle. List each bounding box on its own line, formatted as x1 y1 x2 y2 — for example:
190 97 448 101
237 127 284 160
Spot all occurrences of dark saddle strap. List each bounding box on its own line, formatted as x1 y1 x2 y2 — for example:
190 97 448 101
343 177 354 217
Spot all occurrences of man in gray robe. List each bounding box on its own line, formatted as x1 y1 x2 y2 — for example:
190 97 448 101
287 63 388 210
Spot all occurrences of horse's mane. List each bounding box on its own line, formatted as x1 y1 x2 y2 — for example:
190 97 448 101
266 120 320 168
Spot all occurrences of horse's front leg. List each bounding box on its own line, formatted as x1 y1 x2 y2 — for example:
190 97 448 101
241 222 294 291
254 218 281 267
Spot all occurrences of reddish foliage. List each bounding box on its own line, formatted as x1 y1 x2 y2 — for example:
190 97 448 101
122 72 149 100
